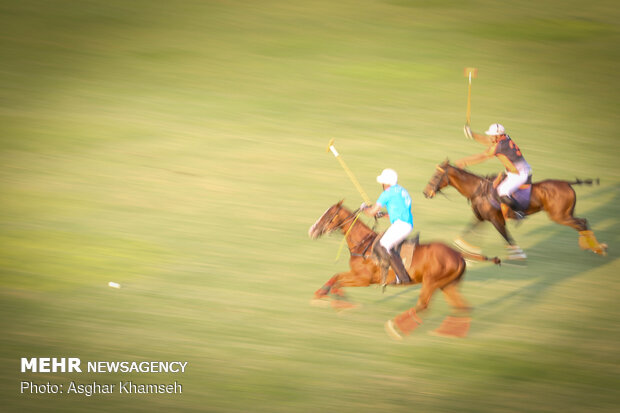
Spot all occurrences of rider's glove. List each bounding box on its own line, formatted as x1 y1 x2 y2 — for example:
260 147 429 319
464 124 473 139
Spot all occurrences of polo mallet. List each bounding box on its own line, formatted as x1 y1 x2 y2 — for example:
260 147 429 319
464 67 478 138
326 139 372 261
326 139 371 205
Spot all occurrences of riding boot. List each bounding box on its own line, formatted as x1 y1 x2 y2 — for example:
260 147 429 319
374 244 411 285
373 244 391 285
389 249 412 284
499 195 525 220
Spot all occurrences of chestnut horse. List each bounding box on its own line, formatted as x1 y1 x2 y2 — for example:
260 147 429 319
423 160 607 258
308 201 499 339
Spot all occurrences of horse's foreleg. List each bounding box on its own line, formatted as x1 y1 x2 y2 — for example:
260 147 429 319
313 275 338 300
489 215 514 245
317 270 371 311
335 266 373 287
489 215 526 260
462 217 484 236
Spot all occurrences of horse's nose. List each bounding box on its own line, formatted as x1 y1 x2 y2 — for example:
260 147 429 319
308 224 317 238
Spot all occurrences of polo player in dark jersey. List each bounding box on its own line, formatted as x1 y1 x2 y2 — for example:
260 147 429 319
456 123 532 219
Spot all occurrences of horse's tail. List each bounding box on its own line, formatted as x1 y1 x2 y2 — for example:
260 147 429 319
569 178 600 186
460 250 501 266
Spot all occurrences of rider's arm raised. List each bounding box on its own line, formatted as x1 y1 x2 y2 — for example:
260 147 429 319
466 125 494 146
473 132 493 145
455 151 493 168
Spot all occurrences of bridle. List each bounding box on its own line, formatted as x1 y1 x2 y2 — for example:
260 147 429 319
427 164 449 198
322 205 358 234
324 204 378 260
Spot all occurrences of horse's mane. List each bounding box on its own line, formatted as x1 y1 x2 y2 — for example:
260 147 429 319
444 162 493 182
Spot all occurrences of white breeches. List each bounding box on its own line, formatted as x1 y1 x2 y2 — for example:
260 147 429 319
379 220 413 251
497 168 531 197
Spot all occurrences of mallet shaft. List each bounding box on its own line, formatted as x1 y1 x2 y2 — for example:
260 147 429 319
327 140 371 205
464 67 477 127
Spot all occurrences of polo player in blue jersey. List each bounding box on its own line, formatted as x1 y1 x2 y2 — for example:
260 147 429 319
361 168 413 284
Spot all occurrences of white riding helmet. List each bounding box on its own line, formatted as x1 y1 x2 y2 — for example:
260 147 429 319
377 168 398 186
485 123 506 136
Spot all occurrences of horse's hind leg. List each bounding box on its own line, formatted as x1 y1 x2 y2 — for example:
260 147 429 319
441 282 471 314
430 280 472 338
385 282 437 340
544 191 588 231
415 282 438 313
544 194 607 255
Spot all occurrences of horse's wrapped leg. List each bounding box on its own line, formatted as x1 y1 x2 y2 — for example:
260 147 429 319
313 276 337 300
578 230 608 256
430 316 472 338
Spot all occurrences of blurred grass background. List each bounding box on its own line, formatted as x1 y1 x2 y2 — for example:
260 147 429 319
1 0 619 411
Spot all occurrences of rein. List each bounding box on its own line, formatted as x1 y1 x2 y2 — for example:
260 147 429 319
332 208 378 261
429 163 490 201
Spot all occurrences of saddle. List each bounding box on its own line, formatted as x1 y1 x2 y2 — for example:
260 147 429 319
489 173 532 211
397 235 418 271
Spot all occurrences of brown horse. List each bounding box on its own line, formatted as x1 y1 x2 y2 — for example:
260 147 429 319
308 201 499 339
423 160 607 258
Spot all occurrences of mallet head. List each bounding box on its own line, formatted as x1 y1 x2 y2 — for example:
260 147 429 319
326 138 335 153
464 67 478 80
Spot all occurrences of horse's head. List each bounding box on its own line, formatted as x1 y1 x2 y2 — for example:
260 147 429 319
308 200 353 239
423 160 451 199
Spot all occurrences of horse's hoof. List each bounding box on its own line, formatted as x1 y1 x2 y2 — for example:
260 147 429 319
331 300 360 312
506 246 527 261
385 320 403 341
310 298 330 308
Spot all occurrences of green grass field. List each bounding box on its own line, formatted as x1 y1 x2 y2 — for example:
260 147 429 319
1 1 619 411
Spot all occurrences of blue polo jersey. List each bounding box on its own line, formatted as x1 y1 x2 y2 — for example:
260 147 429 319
376 184 413 225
